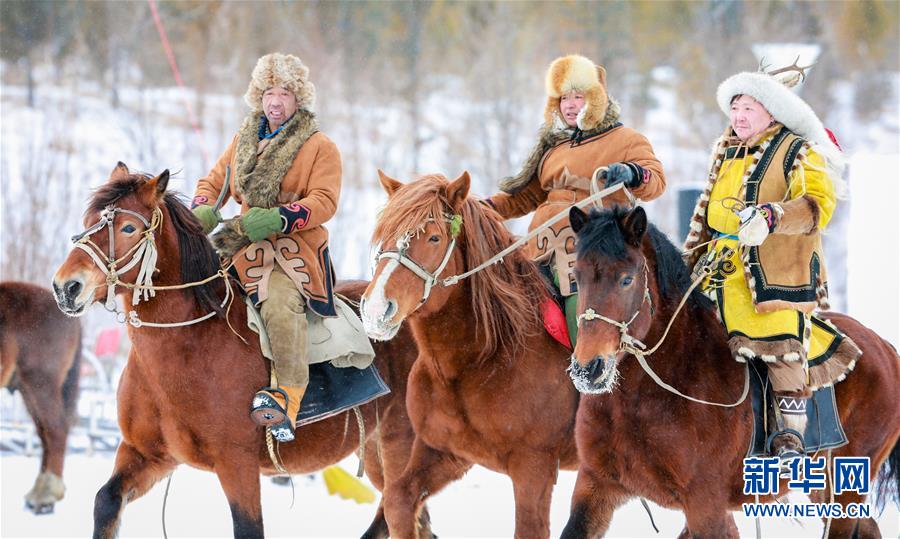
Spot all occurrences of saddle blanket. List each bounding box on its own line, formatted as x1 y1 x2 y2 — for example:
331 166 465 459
747 359 848 457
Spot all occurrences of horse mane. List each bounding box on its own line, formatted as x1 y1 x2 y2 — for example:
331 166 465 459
373 175 546 362
577 206 710 309
89 174 224 317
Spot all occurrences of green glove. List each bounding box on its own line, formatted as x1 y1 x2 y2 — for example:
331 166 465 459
243 207 284 242
192 204 221 234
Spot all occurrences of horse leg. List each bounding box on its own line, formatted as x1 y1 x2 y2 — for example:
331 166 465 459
810 486 882 538
681 503 738 539
214 455 265 538
18 372 69 514
507 453 559 538
383 439 471 539
362 403 437 539
561 466 630 538
93 442 175 539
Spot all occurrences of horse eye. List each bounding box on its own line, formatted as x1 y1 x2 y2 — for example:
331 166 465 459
121 224 137 234
621 276 633 287
428 235 440 243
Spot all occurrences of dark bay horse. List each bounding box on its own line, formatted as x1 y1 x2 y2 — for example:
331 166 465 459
51 163 431 539
562 205 900 538
0 281 82 514
360 171 579 538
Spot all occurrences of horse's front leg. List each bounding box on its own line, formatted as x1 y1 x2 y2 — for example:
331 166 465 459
214 452 264 538
561 464 631 539
94 442 175 539
383 438 471 539
507 452 561 539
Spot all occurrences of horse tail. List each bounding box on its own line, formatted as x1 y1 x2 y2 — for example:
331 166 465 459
61 325 82 426
874 438 900 513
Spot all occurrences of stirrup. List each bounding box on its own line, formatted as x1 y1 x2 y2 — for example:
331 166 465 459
250 387 296 442
250 387 289 424
766 428 804 476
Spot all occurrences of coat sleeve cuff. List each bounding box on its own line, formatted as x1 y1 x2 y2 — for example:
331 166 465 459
278 202 311 233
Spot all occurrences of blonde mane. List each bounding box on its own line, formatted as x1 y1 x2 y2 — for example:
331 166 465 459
373 174 546 362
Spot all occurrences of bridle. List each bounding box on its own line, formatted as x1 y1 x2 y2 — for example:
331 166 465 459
576 262 653 356
72 205 163 313
71 203 234 329
374 214 461 307
573 247 749 408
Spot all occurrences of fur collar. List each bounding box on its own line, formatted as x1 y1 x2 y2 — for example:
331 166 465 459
211 109 318 258
499 99 621 194
233 108 319 208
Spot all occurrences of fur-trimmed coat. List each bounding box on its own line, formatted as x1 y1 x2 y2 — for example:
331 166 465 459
486 105 665 295
194 110 340 317
684 125 836 314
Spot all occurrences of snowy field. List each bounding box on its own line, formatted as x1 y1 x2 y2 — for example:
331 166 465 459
1 450 897 538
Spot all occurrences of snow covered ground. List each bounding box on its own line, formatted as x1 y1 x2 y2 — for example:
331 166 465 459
1 450 897 538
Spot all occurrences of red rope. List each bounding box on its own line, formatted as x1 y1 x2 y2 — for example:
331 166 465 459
147 0 211 169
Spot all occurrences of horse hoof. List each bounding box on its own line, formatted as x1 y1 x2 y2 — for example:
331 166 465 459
25 500 55 515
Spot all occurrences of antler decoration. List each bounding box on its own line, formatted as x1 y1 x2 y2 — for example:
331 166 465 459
761 55 815 88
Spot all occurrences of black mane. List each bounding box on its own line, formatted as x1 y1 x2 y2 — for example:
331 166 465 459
88 175 224 317
576 206 709 307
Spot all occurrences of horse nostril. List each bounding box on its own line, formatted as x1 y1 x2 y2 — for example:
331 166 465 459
384 300 397 320
587 356 606 380
64 280 82 300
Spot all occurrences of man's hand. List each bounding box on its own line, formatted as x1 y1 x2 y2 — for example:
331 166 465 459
737 204 779 246
192 205 222 234
603 163 642 189
243 207 284 242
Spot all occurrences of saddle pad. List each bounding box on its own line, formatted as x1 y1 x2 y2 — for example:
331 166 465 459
296 362 390 427
747 360 848 457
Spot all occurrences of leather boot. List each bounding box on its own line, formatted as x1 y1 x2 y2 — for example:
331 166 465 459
250 385 306 442
769 394 809 471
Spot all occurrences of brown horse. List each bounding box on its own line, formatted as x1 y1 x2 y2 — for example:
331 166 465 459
51 163 433 539
360 171 579 538
562 205 900 538
0 281 82 514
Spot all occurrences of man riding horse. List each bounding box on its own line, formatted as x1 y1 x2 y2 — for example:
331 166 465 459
192 53 341 443
484 54 666 346
683 63 860 465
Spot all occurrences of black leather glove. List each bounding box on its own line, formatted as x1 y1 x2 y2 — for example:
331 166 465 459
604 162 644 189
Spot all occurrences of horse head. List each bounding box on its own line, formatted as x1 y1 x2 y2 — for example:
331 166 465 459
567 205 656 394
361 170 471 340
52 162 220 319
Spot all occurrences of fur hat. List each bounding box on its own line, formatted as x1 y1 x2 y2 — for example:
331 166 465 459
717 71 845 179
244 53 316 112
543 55 609 131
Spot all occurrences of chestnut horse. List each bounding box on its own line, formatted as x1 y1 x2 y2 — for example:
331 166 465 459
51 164 433 538
1 281 81 514
562 205 900 538
360 171 578 538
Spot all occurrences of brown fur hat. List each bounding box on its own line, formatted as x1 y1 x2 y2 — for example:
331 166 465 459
543 54 609 131
243 52 316 112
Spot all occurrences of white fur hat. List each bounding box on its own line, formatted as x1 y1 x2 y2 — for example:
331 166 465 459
244 53 316 112
717 72 845 178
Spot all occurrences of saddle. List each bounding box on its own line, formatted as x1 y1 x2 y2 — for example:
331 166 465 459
245 294 389 427
746 359 847 457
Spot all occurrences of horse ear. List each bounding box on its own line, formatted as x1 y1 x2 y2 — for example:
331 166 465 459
138 170 169 205
447 171 471 212
110 162 129 181
569 206 589 234
153 170 170 195
378 169 403 197
621 207 648 247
